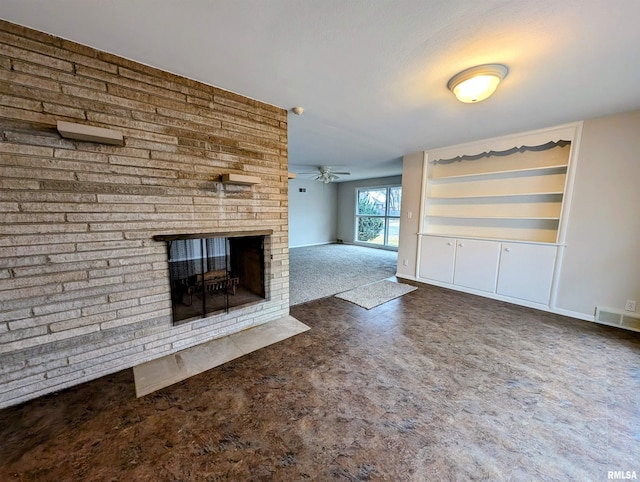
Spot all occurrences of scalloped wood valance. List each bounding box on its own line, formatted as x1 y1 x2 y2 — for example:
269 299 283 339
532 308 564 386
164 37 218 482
431 140 571 165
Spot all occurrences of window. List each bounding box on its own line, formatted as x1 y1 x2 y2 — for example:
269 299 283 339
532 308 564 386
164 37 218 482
355 186 402 247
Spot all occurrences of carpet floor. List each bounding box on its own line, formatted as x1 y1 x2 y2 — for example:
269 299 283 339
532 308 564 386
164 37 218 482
0 283 638 481
289 243 398 305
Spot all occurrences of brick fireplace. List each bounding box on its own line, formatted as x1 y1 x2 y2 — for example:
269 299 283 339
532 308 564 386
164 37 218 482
0 20 290 409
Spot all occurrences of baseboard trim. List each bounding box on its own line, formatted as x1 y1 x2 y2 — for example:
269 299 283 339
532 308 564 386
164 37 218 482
552 307 595 322
289 241 334 248
351 241 398 252
411 278 599 324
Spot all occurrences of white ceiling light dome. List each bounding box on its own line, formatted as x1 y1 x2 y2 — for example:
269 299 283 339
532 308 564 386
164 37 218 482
447 64 508 103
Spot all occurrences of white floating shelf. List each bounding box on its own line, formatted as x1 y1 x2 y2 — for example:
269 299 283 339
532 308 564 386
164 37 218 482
57 120 124 146
430 164 568 181
429 191 564 200
426 215 560 221
220 173 261 185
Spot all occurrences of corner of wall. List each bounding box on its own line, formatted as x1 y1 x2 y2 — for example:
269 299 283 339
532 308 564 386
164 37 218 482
396 152 424 278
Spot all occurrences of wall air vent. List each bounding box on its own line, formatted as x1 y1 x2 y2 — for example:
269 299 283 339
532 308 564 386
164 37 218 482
595 306 640 333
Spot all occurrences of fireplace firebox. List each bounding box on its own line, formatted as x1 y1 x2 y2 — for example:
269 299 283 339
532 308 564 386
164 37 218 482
154 231 271 325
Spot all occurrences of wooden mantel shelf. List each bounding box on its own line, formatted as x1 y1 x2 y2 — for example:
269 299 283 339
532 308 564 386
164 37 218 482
153 230 273 242
220 173 261 185
57 120 124 146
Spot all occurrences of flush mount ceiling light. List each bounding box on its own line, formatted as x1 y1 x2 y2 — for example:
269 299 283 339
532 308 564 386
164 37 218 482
447 64 508 103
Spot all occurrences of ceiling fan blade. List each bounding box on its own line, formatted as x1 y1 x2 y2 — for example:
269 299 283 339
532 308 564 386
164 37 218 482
300 166 350 183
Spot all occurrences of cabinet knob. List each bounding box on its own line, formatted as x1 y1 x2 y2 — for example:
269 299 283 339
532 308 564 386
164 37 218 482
458 243 464 247
446 242 452 246
504 248 510 252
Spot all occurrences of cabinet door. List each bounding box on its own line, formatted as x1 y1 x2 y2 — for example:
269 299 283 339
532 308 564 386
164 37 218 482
497 243 557 305
453 239 500 293
419 236 456 283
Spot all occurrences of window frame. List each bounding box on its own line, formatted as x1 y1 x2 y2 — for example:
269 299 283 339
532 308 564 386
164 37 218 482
354 184 402 249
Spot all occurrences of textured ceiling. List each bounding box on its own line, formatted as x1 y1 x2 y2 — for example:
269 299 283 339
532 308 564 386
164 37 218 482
2 1 640 181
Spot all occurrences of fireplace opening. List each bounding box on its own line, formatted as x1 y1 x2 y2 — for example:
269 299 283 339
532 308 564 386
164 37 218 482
156 233 269 325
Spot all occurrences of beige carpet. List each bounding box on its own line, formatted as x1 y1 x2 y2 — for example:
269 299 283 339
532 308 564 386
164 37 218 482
289 244 398 305
335 279 417 309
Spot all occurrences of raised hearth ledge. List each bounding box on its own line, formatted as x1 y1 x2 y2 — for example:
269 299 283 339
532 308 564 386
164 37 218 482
153 229 273 242
132 316 310 397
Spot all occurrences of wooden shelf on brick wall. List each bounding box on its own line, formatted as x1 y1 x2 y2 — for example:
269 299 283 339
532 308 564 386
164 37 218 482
56 120 124 146
153 229 273 242
220 173 261 185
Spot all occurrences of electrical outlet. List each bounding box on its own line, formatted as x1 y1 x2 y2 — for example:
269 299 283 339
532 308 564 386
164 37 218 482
407 211 412 219
403 259 408 266
625 300 636 312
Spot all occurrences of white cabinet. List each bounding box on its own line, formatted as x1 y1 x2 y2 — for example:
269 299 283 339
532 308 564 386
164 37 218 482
418 235 557 307
419 236 455 283
453 238 500 293
497 243 557 304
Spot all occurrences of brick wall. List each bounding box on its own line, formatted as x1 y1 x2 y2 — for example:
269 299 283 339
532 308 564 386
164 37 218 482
0 20 290 408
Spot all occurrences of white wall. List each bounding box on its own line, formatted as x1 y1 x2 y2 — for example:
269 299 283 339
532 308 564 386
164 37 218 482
555 109 640 317
396 153 424 278
336 176 403 245
288 178 338 247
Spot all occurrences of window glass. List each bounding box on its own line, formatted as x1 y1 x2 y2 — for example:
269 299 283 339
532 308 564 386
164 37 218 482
388 187 402 217
387 218 400 247
357 217 385 244
357 189 386 216
355 186 401 248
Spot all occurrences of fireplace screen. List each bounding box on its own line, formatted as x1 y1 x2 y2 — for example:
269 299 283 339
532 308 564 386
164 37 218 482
164 235 266 324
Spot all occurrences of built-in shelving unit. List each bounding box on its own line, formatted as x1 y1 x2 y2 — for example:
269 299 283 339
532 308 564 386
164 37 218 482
414 123 582 311
422 126 578 244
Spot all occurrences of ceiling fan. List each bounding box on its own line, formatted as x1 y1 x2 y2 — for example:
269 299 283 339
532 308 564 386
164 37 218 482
299 166 351 183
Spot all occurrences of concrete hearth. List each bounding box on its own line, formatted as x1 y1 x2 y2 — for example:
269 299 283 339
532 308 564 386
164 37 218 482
132 316 309 397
